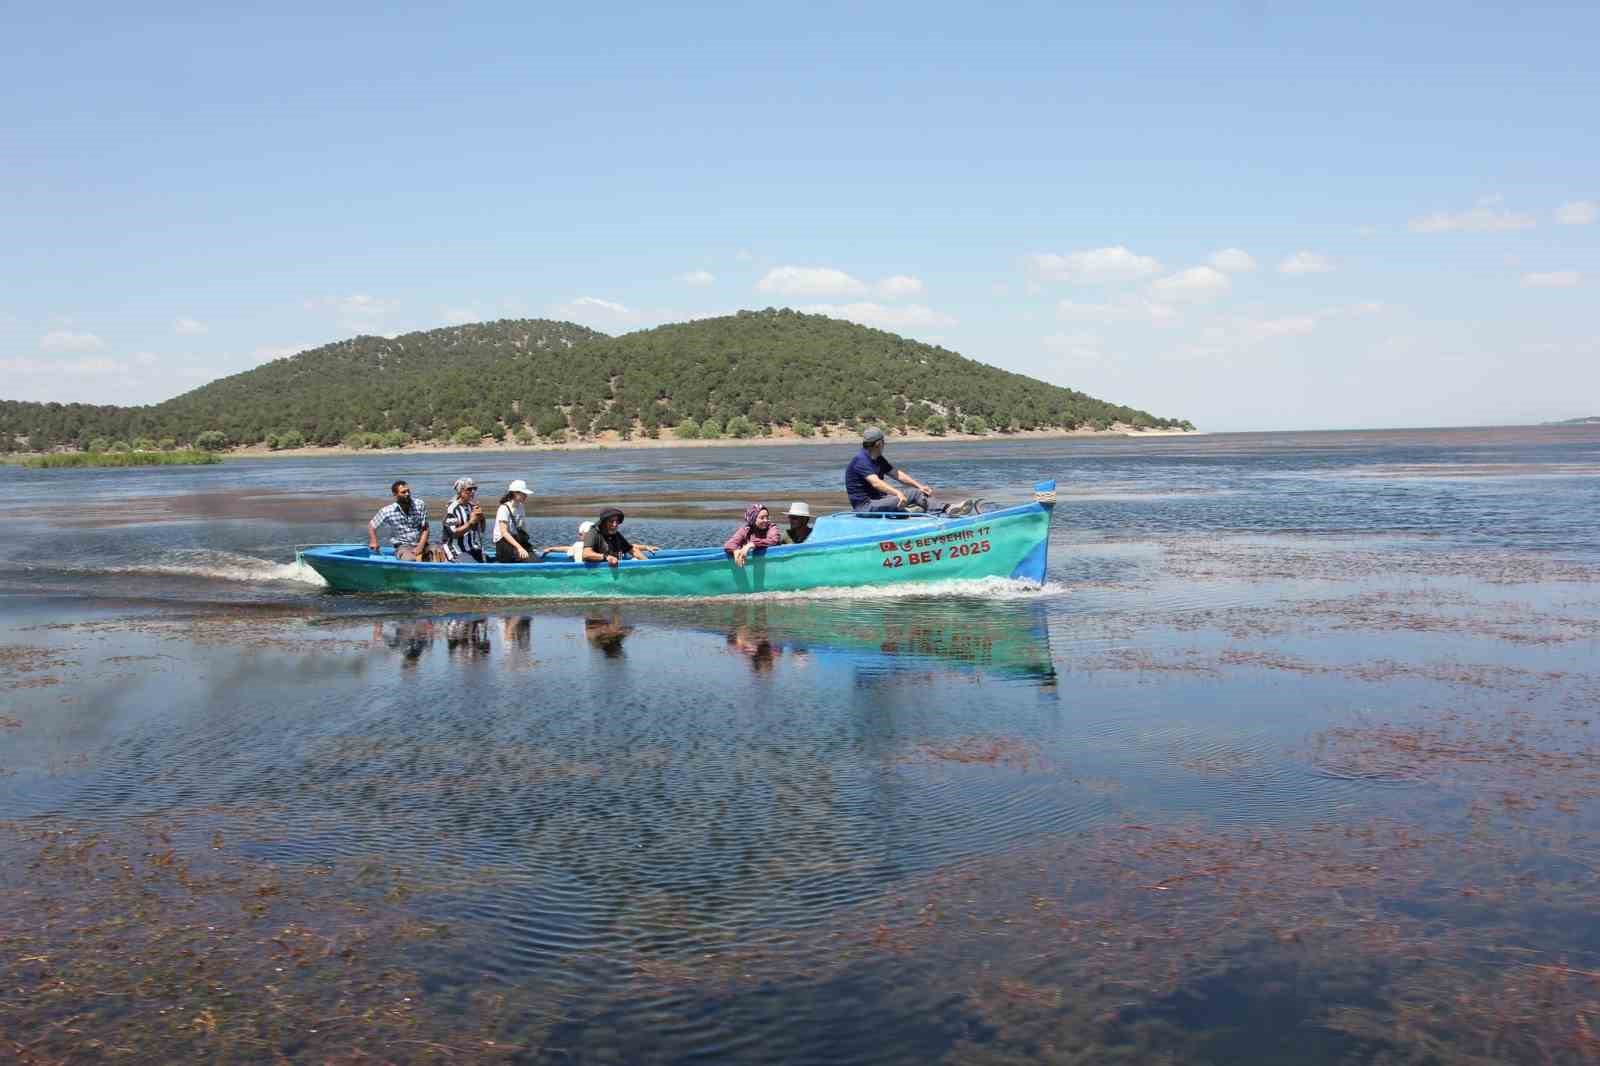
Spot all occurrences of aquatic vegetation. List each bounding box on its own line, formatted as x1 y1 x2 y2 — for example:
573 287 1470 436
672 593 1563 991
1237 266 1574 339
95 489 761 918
13 449 222 468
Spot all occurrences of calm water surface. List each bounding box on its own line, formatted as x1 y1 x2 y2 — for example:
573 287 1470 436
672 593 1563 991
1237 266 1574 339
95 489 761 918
2 426 1599 1064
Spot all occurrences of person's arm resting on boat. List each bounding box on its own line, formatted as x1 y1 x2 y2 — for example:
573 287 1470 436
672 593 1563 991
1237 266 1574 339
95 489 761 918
865 473 908 508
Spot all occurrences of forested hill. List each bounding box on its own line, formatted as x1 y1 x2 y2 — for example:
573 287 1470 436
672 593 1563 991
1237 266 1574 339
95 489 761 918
2 309 1192 451
2 319 608 451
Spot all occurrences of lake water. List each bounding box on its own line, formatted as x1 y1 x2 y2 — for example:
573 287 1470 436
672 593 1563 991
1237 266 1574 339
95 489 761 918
3 426 1599 1064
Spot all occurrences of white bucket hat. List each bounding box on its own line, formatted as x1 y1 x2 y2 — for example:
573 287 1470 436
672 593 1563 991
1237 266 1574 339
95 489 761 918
786 501 812 519
578 520 594 534
507 479 530 494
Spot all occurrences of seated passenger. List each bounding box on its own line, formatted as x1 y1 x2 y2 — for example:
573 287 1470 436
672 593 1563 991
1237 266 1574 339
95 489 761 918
724 503 782 567
539 520 594 561
845 427 972 515
492 479 534 563
780 501 814 544
582 507 650 567
368 479 430 560
442 477 485 562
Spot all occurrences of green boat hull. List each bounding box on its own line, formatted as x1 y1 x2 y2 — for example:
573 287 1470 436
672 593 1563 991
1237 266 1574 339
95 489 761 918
299 488 1055 599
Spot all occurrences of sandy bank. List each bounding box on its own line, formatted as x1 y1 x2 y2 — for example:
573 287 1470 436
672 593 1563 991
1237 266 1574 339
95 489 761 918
228 425 1201 460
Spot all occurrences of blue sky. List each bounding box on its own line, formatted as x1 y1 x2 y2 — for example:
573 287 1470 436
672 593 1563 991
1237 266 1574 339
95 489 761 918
2 1 1595 430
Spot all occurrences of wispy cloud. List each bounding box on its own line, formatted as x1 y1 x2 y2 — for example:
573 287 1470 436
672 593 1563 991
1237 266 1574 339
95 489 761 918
1522 270 1581 288
1278 251 1335 275
1555 200 1597 226
39 329 106 352
1409 201 1537 233
173 316 207 335
1027 246 1162 284
876 274 925 298
1209 248 1257 273
677 270 716 286
799 302 956 330
1042 330 1107 367
756 266 869 297
1149 266 1230 301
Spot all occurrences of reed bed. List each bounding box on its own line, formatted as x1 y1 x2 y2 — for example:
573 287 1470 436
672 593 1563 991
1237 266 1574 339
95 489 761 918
11 450 221 468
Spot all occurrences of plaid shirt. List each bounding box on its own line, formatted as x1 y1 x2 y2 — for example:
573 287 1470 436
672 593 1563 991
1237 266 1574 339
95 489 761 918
371 499 428 547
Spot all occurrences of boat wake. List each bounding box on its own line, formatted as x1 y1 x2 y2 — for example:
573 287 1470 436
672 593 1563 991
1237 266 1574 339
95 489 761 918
33 550 329 588
696 575 1069 603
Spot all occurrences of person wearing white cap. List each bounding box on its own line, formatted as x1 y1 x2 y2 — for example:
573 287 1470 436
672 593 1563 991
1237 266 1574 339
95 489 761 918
491 479 533 562
781 501 814 545
441 477 485 562
536 520 594 562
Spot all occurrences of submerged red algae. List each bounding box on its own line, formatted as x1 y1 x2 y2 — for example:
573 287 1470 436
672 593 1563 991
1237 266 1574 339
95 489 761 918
0 820 568 1064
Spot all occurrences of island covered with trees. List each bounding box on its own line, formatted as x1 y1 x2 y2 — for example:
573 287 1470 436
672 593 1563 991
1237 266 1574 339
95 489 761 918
1 310 1193 454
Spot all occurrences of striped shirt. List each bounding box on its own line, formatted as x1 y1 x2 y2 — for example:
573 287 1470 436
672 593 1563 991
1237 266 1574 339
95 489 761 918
371 499 428 547
443 499 483 560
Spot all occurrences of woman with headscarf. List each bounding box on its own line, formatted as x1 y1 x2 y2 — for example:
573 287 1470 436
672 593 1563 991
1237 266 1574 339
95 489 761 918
492 479 534 563
723 503 782 567
442 477 485 562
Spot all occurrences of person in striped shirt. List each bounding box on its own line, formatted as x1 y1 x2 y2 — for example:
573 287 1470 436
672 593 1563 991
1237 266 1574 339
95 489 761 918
442 477 486 562
368 480 430 560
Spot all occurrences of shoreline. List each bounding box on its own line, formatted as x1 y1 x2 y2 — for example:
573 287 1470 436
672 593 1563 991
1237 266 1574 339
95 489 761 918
224 425 1203 460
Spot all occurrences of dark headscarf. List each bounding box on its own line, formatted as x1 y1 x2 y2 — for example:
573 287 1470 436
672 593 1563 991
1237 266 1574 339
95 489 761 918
743 503 768 528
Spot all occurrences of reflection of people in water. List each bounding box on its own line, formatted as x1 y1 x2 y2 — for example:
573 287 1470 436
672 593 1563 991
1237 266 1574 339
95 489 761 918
502 615 532 649
584 611 633 658
372 619 435 666
445 617 491 660
727 627 781 672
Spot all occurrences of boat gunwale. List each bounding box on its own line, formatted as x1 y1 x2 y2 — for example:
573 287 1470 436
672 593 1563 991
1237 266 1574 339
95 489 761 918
300 496 1050 573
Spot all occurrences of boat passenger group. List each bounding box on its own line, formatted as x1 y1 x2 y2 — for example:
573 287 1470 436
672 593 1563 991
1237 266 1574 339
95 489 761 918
367 426 974 566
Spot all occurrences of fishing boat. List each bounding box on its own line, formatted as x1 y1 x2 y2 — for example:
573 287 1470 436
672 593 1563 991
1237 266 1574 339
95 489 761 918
297 480 1056 598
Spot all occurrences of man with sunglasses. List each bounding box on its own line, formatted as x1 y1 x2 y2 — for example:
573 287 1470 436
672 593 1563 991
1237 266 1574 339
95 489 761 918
441 477 486 562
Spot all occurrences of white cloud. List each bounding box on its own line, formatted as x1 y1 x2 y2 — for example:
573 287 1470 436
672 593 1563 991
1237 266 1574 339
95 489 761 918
1522 270 1581 288
550 296 636 325
1209 248 1257 273
173 316 207 335
799 302 957 330
756 266 868 297
1555 200 1597 226
1278 251 1335 275
677 270 716 286
1149 266 1231 301
1027 246 1162 284
876 274 925 299
442 308 481 325
1408 204 1537 233
39 329 106 352
1240 315 1320 342
133 351 159 366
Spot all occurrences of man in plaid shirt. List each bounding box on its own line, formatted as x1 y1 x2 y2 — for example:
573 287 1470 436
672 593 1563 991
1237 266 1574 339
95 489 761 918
367 480 430 560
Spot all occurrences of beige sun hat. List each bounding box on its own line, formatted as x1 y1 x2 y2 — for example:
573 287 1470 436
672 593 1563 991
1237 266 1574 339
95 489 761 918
507 479 530 494
786 501 812 519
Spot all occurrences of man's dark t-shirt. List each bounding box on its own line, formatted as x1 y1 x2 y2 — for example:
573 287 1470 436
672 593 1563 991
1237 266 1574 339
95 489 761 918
844 449 894 508
583 525 633 558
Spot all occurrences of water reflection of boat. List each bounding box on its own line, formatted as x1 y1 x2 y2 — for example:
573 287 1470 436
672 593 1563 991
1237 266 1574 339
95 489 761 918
708 599 1056 683
364 599 1055 684
298 482 1055 598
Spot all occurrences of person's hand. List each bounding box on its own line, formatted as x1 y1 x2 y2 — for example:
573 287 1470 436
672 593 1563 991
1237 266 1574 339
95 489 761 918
606 553 619 567
895 491 908 507
733 546 749 567
516 547 530 561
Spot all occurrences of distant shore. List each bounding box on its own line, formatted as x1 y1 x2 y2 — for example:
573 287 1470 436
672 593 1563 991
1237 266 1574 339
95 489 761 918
226 424 1202 460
